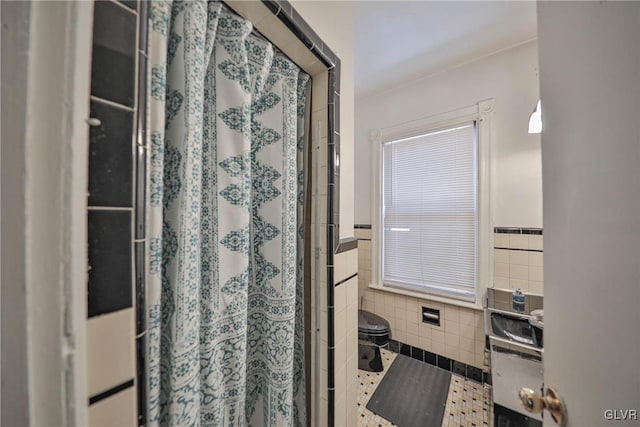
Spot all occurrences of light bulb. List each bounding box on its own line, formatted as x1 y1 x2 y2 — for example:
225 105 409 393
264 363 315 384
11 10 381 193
528 100 542 134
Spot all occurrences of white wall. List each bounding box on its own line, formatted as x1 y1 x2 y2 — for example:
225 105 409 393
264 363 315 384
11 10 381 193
355 40 542 228
292 0 356 238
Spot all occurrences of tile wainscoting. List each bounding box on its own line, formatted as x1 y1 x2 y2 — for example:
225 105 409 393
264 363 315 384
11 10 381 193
309 243 359 425
354 224 545 376
493 227 544 294
355 226 487 370
386 339 489 385
332 248 359 427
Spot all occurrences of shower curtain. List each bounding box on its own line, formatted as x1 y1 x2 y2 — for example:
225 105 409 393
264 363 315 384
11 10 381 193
147 1 310 425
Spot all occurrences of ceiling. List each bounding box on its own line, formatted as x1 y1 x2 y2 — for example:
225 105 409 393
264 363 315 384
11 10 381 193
354 1 538 98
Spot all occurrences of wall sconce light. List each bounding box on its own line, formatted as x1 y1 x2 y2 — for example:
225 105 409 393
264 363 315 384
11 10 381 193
528 99 542 134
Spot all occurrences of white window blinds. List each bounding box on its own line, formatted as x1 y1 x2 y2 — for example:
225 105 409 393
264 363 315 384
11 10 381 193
382 123 477 301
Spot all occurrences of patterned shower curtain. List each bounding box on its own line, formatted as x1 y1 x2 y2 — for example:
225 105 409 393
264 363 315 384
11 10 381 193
146 1 310 425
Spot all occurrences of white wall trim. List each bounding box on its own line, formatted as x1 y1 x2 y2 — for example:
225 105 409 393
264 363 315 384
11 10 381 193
477 98 495 305
2 1 93 425
367 284 484 312
370 99 495 308
376 103 478 144
2 2 33 423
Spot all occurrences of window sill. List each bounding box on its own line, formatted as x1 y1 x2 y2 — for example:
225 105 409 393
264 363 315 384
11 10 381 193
368 283 484 311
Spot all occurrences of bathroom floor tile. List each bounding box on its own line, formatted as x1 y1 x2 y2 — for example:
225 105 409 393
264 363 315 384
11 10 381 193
441 375 494 427
357 348 398 427
357 348 493 427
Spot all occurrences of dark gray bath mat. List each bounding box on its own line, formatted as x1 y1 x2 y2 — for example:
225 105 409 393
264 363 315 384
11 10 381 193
366 354 451 427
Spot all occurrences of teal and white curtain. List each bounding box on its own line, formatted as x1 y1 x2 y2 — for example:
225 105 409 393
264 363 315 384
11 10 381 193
146 1 310 425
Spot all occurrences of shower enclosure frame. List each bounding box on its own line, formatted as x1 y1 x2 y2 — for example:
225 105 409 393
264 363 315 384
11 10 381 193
132 1 350 425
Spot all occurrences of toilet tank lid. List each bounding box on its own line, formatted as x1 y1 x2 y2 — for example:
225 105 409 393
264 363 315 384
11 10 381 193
358 310 391 333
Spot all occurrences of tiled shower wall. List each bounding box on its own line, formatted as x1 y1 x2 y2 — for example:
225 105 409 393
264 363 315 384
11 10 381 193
309 71 329 426
355 227 486 371
332 249 359 427
86 1 143 425
493 228 544 294
310 70 358 427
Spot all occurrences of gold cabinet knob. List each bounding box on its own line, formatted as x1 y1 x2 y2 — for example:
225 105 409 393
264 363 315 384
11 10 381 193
519 387 567 426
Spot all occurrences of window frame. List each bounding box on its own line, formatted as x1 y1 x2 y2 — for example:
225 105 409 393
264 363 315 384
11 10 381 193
370 99 494 308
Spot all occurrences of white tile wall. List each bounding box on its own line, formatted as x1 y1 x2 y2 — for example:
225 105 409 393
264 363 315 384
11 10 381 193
88 387 136 427
333 247 358 284
87 308 135 397
493 232 544 294
363 293 485 369
356 227 486 369
333 274 358 427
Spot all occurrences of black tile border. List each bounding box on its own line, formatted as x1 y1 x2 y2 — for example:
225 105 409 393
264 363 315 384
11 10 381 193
87 100 135 208
494 403 542 427
399 343 411 357
327 388 335 426
437 354 451 371
136 335 146 426
354 224 372 229
91 0 138 108
522 228 543 235
410 346 424 362
494 247 544 253
494 227 543 235
423 349 436 366
89 378 135 406
483 371 492 386
87 210 134 318
387 339 491 386
335 272 358 287
467 365 484 383
493 227 521 234
261 1 339 68
327 307 335 342
452 360 466 377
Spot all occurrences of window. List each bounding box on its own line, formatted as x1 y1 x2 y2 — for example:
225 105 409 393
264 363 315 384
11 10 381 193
382 123 477 301
372 101 493 305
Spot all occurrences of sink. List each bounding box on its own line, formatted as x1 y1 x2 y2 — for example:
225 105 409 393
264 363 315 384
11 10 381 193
489 311 541 348
485 288 544 349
